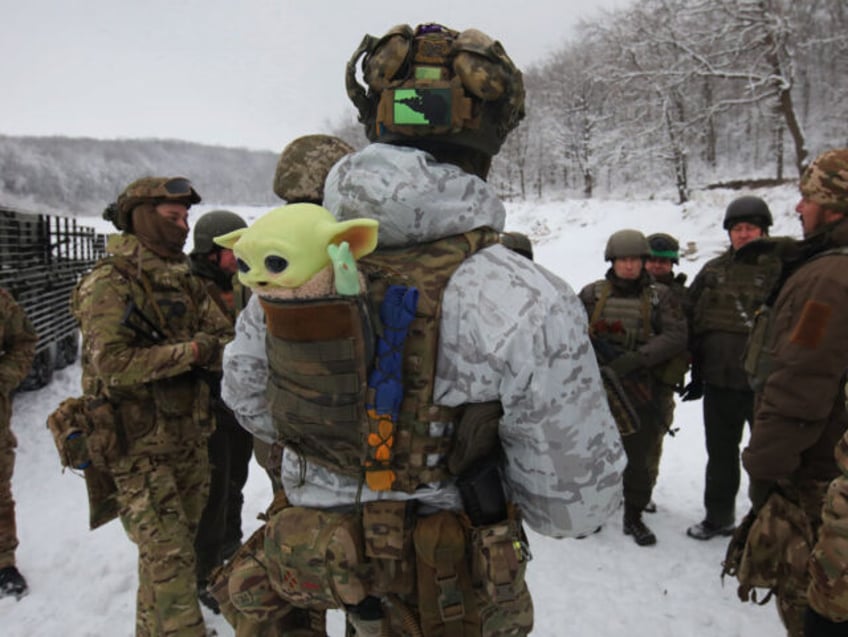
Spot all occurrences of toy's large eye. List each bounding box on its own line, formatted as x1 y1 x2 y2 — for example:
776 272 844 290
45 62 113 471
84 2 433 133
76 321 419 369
237 258 250 273
265 255 288 274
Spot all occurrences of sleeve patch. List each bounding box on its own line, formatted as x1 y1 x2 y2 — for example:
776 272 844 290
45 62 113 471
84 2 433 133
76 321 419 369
789 300 832 349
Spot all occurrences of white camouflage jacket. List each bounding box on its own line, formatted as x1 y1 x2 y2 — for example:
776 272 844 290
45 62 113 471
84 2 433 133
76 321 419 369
222 143 624 538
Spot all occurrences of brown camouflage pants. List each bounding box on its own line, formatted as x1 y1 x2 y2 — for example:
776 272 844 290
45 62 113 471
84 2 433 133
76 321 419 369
112 444 210 637
0 410 18 570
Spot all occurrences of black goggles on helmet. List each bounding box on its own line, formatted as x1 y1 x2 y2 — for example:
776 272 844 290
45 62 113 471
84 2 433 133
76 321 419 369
162 177 195 196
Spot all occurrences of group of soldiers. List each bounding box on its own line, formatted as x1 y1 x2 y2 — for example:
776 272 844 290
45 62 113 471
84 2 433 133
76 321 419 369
1 17 848 637
581 195 778 548
583 151 848 637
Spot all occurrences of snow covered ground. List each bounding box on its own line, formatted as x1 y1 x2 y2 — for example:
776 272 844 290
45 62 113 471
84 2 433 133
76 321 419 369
4 184 804 636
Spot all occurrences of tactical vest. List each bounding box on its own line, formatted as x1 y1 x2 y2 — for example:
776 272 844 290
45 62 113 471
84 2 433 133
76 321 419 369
589 280 659 348
261 228 505 494
692 251 781 336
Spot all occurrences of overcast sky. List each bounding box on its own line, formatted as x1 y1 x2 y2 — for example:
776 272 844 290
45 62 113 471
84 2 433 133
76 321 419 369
1 0 633 153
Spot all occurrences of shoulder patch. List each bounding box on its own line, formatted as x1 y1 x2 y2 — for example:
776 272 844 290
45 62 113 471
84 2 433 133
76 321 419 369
789 300 832 349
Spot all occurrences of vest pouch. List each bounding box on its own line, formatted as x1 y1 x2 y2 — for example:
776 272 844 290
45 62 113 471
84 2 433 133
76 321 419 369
743 304 776 392
468 506 529 604
263 506 370 610
118 388 156 443
47 396 92 470
362 500 415 595
732 491 813 603
413 510 478 637
86 396 124 469
468 506 534 636
45 395 120 528
262 295 373 477
210 522 293 625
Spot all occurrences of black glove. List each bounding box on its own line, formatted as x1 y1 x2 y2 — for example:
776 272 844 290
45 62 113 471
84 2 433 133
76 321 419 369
680 379 704 401
191 333 221 367
606 352 643 378
804 606 848 637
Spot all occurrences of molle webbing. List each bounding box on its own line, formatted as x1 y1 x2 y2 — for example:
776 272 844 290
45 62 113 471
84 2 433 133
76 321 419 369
693 257 779 336
360 228 502 492
589 281 653 346
261 227 503 493
262 296 372 478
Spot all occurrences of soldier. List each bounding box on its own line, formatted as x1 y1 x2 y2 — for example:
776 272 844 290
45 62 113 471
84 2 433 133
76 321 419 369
217 22 624 636
806 413 848 636
72 177 233 636
0 289 36 600
644 232 690 514
683 196 780 540
251 134 355 494
579 229 688 546
742 149 848 636
189 209 253 613
645 233 688 302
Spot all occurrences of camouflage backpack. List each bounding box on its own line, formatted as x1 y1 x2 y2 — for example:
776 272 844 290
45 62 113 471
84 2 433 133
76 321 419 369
261 227 528 493
722 490 814 605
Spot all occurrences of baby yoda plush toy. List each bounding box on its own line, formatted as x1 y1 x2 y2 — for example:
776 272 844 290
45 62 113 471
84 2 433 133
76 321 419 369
213 203 379 298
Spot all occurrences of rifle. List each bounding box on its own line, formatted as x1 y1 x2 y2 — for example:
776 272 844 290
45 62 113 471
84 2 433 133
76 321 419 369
590 336 642 436
120 299 221 390
120 300 166 344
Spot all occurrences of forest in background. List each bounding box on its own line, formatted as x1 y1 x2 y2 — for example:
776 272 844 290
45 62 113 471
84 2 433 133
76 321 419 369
0 136 280 215
2 0 846 214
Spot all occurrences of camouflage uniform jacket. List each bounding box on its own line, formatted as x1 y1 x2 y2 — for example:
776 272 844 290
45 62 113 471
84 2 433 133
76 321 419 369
222 143 625 539
688 248 780 389
0 289 36 426
808 422 848 622
73 234 233 456
742 219 848 517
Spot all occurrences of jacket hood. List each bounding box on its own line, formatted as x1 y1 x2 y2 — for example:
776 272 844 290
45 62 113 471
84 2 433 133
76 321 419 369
323 143 506 248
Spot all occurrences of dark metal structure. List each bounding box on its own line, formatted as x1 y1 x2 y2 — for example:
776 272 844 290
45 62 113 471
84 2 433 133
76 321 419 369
0 204 105 389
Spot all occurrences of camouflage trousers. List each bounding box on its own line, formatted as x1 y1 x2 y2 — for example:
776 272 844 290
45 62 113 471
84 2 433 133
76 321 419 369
214 502 533 637
112 443 210 637
0 418 18 570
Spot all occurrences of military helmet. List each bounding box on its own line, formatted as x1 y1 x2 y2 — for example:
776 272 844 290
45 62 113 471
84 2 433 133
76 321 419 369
346 23 525 157
722 196 773 231
273 135 355 203
191 209 246 255
647 232 680 264
104 176 201 231
605 229 651 261
800 148 848 214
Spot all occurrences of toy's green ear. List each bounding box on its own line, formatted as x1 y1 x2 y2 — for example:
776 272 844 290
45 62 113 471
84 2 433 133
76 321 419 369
213 228 246 249
330 219 379 259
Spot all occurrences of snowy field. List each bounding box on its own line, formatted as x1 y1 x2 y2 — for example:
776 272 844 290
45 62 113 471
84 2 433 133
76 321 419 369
4 184 804 636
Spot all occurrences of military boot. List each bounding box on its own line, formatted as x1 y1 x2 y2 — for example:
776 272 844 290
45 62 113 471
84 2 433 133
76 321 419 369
0 566 28 600
623 507 657 546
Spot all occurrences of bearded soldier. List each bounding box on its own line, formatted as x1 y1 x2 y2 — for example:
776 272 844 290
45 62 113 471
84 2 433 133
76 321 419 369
740 149 848 636
215 22 624 637
72 177 233 636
